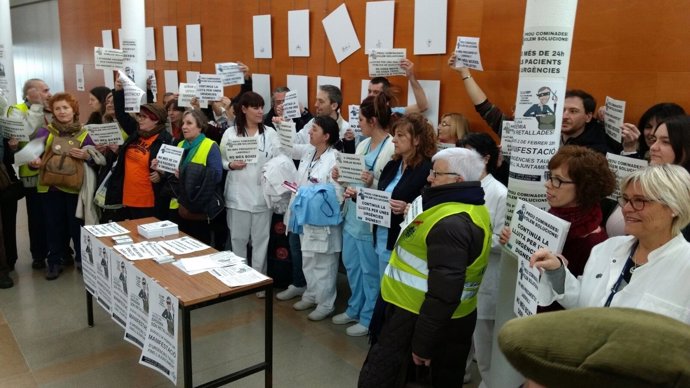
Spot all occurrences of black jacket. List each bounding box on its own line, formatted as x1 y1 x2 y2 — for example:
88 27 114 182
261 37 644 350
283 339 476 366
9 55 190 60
105 130 173 218
375 157 433 250
564 120 611 155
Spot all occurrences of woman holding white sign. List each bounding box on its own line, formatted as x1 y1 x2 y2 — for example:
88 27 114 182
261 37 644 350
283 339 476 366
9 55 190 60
374 113 436 280
531 164 690 324
220 92 280 287
500 145 616 311
332 94 395 336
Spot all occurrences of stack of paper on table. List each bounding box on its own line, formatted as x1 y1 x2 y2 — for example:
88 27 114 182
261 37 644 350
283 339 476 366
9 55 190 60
158 236 209 255
209 263 270 287
173 251 247 275
84 222 130 237
137 221 179 239
114 241 170 261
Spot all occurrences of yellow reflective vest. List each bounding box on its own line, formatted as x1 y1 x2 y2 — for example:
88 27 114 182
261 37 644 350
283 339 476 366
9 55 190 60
381 201 492 318
169 137 215 209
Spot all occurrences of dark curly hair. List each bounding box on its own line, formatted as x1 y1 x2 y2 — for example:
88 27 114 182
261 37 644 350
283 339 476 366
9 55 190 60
548 145 616 209
391 113 437 168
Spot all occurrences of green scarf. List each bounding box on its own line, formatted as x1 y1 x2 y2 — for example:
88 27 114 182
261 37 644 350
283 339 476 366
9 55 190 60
181 134 207 168
49 120 83 136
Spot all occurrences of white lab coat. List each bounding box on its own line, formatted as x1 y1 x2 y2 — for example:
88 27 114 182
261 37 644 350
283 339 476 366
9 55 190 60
220 126 281 212
540 234 690 324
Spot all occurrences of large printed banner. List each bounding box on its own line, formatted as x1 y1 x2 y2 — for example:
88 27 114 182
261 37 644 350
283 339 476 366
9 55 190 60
505 0 577 223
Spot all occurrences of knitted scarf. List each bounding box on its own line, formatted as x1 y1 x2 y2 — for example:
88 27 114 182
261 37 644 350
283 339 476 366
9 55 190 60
138 123 165 139
549 205 603 239
49 120 83 136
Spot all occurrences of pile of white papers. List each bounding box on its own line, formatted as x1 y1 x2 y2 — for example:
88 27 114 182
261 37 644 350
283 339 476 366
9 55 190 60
158 236 209 255
138 221 179 239
114 241 170 261
84 222 130 237
173 251 247 275
210 263 270 287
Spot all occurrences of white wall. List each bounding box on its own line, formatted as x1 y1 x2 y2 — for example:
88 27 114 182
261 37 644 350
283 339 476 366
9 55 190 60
10 0 64 102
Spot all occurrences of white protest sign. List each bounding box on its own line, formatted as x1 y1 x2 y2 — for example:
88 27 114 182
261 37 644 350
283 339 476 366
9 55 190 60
606 153 648 200
277 121 295 150
122 38 138 82
215 62 245 86
282 90 301 120
12 137 44 166
85 123 124 145
197 74 223 101
93 238 113 313
139 281 178 385
118 70 145 113
177 83 198 108
337 153 366 183
500 121 514 158
506 199 570 318
124 267 151 349
604 96 626 143
110 256 131 329
80 228 99 297
356 187 392 228
399 195 423 232
0 116 32 141
368 48 406 77
348 105 361 138
454 36 483 71
155 144 184 174
94 47 124 70
225 137 259 164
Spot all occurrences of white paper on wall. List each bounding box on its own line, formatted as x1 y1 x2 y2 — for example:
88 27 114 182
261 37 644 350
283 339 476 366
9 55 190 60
252 74 271 110
288 10 310 57
145 27 156 61
365 1 395 54
253 15 273 59
102 30 113 49
407 80 440 128
316 76 341 93
164 70 178 93
413 0 447 55
287 75 309 109
186 24 202 62
163 26 178 61
322 4 361 63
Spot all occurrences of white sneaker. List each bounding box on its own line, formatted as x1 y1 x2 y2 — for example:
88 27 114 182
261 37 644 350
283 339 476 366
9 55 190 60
256 291 266 299
308 307 335 321
346 323 369 337
293 300 316 311
332 312 358 325
276 285 306 301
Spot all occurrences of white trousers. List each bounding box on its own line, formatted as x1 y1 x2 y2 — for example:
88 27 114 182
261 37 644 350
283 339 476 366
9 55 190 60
466 318 494 388
229 208 272 275
300 250 339 312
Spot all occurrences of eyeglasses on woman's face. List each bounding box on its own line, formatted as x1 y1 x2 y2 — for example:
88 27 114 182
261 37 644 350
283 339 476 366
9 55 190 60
545 171 574 188
618 195 652 211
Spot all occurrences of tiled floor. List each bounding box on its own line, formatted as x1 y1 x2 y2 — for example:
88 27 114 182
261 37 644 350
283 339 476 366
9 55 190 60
0 199 481 387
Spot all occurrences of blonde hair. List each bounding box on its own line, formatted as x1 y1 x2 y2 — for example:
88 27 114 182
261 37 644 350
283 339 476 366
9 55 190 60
440 113 470 142
621 164 690 236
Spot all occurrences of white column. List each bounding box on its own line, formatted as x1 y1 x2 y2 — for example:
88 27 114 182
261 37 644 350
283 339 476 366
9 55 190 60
0 0 17 105
120 0 147 93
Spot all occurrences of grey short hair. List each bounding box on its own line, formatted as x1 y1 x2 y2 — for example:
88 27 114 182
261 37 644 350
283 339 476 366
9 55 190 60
318 84 342 111
621 164 690 236
432 147 485 182
22 78 45 99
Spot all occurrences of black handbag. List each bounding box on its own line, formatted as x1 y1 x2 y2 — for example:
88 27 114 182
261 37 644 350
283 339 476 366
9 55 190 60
0 164 25 202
